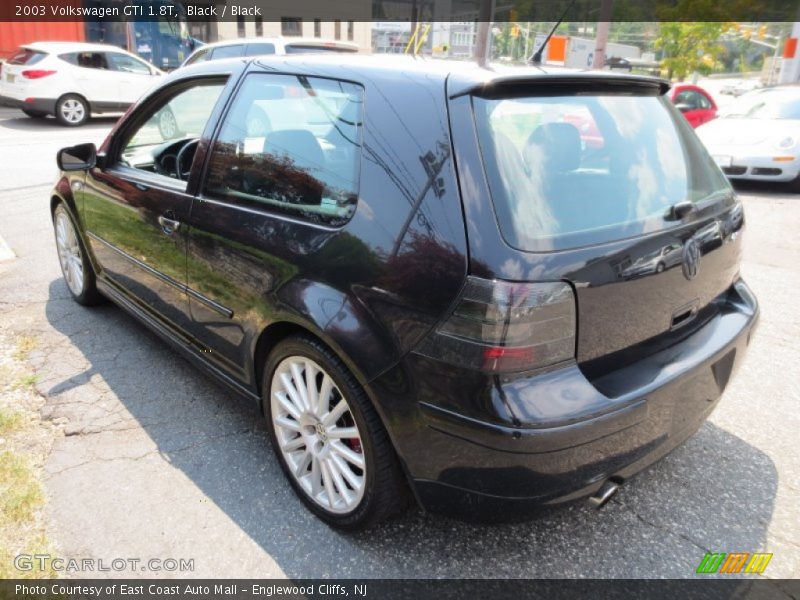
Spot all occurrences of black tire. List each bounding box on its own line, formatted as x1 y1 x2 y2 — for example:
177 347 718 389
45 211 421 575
22 108 47 119
262 334 408 529
52 203 103 306
55 94 89 127
788 173 800 194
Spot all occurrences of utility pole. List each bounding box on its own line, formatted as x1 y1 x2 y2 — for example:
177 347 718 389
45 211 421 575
474 0 494 66
592 0 613 69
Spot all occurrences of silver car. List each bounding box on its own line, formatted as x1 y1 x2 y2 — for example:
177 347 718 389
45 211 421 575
697 87 800 189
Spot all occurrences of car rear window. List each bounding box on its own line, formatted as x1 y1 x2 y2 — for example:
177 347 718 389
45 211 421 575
8 48 47 65
284 44 357 54
245 43 276 56
473 92 732 251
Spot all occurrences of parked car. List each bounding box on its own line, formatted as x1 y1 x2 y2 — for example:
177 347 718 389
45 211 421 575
697 86 800 189
180 37 359 68
0 42 163 126
720 78 762 97
50 56 758 529
670 83 717 128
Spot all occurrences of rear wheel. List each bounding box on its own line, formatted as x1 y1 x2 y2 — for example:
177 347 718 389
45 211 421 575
53 204 102 306
55 94 89 126
263 335 408 529
22 108 47 119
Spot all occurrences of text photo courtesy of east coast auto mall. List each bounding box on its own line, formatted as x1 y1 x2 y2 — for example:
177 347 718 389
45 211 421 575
0 0 799 598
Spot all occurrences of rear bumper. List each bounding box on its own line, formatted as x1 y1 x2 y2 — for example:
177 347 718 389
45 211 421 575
0 94 55 114
383 280 758 520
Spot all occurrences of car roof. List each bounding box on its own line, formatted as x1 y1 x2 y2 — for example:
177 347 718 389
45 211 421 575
191 37 359 51
173 53 668 95
23 41 132 54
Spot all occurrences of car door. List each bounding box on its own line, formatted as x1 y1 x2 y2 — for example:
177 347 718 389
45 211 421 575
62 51 120 107
82 78 227 335
185 72 364 383
105 51 160 105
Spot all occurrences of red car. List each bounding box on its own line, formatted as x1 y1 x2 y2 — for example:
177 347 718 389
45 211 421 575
670 84 718 128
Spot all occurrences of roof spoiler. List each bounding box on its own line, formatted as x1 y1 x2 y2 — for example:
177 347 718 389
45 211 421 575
449 74 671 100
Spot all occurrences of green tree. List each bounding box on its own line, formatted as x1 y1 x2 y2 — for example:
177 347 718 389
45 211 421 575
655 22 728 80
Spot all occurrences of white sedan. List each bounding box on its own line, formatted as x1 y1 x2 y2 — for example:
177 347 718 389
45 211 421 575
0 42 163 126
697 87 800 190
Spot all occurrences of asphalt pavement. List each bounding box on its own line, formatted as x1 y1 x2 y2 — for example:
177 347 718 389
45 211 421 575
0 106 798 580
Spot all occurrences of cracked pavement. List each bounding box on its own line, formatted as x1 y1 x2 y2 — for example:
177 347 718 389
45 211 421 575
0 107 798 580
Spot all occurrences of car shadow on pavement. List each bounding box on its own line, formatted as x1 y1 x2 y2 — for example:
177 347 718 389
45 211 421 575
0 114 120 131
42 278 778 578
732 180 796 197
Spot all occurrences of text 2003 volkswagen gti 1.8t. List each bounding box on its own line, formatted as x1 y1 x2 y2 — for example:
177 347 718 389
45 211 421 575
51 55 758 529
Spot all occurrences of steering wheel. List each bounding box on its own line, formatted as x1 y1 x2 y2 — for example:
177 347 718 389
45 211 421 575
175 139 200 181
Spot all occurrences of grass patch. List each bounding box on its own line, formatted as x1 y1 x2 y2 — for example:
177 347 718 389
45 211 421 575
12 374 38 391
12 335 37 361
0 408 24 436
0 451 44 526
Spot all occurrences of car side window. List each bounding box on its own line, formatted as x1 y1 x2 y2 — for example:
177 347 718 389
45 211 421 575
211 45 244 60
117 79 226 183
675 90 701 110
697 93 712 109
62 52 109 70
204 74 363 226
107 52 152 75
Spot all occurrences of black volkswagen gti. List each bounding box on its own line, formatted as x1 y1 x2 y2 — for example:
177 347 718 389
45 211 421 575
50 54 758 529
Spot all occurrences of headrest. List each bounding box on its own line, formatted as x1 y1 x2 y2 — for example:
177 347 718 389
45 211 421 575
263 129 324 173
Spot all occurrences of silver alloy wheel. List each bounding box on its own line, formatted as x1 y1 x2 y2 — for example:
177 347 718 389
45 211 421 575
270 356 366 514
54 209 85 296
159 109 178 139
60 98 85 124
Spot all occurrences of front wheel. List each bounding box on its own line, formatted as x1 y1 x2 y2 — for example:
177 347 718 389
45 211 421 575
264 335 408 529
53 204 102 306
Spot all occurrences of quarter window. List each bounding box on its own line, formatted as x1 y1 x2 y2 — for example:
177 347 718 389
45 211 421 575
204 74 364 226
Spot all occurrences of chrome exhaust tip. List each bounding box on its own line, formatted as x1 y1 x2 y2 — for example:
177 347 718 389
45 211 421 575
588 480 619 509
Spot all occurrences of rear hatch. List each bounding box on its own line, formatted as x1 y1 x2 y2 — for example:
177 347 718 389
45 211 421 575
458 75 743 370
1 47 50 93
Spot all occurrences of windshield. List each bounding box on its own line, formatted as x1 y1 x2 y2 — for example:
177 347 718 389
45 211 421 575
718 90 800 120
473 93 731 251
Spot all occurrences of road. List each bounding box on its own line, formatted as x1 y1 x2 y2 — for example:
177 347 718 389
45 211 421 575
0 106 798 580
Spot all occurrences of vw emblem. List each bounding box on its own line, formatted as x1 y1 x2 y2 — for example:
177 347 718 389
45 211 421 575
682 239 700 280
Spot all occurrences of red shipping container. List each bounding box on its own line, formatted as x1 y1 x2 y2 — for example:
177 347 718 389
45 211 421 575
0 22 85 60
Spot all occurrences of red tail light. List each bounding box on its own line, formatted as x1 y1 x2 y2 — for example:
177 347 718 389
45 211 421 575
417 277 577 373
21 69 56 79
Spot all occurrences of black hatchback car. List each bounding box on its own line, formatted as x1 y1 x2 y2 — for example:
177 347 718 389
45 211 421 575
51 55 758 529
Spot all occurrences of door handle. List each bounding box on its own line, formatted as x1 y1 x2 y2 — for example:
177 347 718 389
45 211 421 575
158 214 181 235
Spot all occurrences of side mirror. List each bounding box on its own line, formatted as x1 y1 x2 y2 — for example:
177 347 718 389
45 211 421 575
57 143 97 171
675 103 692 113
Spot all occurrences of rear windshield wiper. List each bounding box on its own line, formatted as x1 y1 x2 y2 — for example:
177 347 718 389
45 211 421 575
667 200 696 221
